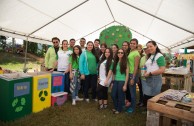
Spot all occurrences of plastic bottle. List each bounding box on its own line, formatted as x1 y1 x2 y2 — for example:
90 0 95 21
141 65 147 76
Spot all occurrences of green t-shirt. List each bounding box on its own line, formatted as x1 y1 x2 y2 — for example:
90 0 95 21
69 56 79 70
157 56 166 66
87 51 97 74
128 50 140 74
115 62 126 81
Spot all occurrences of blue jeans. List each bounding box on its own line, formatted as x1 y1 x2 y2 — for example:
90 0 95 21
128 74 138 111
71 76 79 100
111 81 125 112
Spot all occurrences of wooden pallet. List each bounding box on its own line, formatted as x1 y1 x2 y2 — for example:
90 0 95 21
147 89 194 122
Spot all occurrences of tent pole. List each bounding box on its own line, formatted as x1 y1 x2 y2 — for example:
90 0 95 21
118 0 194 34
23 37 28 73
105 0 115 21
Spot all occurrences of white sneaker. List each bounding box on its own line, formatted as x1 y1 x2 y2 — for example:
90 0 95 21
72 99 76 105
85 99 90 103
76 96 83 101
93 99 98 102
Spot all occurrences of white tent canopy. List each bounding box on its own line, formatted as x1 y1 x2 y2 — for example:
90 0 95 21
0 0 194 51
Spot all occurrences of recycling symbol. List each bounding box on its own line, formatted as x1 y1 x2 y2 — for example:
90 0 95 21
12 97 26 112
39 90 48 101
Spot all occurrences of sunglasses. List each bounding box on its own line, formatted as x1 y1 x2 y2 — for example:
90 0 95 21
53 41 58 44
80 41 85 42
118 52 124 54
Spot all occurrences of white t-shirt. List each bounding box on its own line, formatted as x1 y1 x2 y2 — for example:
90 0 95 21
57 50 72 71
145 53 163 73
99 60 112 87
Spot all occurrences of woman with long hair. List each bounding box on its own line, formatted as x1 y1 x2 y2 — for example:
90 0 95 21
97 48 113 109
143 41 165 106
55 40 72 93
111 49 129 114
112 44 119 58
69 45 83 105
126 38 140 113
79 41 99 102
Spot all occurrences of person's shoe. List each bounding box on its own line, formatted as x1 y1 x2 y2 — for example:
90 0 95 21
139 103 144 107
103 104 108 109
72 99 76 105
126 108 134 113
112 109 117 113
76 96 83 101
113 111 120 114
93 99 98 102
99 104 104 110
85 99 90 103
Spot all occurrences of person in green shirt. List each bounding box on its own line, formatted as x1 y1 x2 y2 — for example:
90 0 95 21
79 41 99 102
111 49 129 114
69 45 83 105
45 37 60 72
68 38 75 51
126 38 140 113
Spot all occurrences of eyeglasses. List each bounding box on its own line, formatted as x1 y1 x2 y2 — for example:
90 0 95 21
118 52 124 54
53 41 58 44
80 41 85 42
122 45 128 46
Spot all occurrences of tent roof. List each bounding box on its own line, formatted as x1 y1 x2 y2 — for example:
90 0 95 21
0 0 194 51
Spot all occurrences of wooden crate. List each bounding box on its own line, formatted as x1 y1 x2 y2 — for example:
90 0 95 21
147 89 194 126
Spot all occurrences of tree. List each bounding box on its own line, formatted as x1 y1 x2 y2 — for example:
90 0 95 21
0 35 7 50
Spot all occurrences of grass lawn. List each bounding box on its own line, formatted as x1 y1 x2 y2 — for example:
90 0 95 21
0 94 147 126
0 52 40 72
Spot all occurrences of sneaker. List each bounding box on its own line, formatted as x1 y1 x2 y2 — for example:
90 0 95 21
76 96 83 101
103 104 108 109
126 108 134 113
113 111 120 114
99 104 104 110
72 99 76 105
85 99 90 103
93 99 98 102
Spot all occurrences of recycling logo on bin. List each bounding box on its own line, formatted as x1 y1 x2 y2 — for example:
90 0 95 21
13 82 30 112
38 78 49 102
12 97 26 112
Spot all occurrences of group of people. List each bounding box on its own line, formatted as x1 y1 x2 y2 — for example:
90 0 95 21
44 37 166 114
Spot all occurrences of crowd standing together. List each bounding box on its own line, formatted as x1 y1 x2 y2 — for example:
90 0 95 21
45 37 166 114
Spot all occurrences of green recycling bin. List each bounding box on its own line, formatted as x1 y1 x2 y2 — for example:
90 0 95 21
0 73 32 121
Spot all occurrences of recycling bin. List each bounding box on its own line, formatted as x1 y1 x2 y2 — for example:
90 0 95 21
28 72 51 113
0 73 32 121
51 92 68 106
51 72 65 93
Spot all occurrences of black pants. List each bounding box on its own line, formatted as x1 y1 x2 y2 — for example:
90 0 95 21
97 84 108 100
143 94 153 107
84 74 97 99
125 84 131 102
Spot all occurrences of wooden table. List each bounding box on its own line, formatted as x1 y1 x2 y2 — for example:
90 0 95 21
162 71 192 92
147 89 194 126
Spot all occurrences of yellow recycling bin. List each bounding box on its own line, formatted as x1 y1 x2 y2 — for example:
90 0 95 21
28 72 51 113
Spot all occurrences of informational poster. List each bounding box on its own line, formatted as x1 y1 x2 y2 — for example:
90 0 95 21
53 76 62 86
38 78 48 90
14 82 30 97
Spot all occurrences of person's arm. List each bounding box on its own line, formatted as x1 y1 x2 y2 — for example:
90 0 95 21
130 55 140 85
69 64 73 80
104 70 113 86
123 65 129 91
79 53 85 80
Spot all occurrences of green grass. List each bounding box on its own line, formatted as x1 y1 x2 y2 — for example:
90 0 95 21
0 95 147 126
0 52 146 125
0 52 40 72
